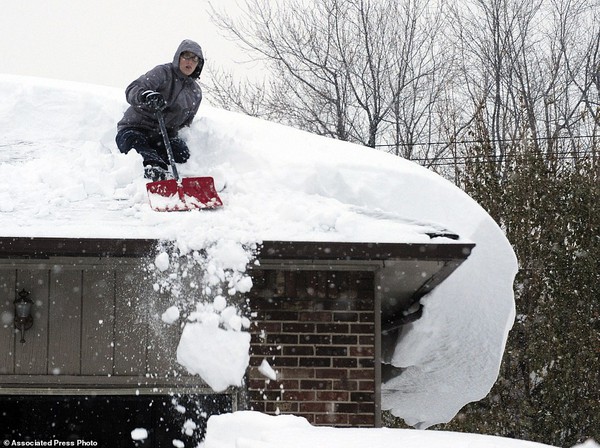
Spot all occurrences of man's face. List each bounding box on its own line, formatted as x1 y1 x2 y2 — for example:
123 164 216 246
179 51 199 77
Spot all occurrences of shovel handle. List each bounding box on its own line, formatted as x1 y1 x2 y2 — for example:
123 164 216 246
156 110 180 181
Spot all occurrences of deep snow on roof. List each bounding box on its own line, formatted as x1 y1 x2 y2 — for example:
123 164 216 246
1 74 461 245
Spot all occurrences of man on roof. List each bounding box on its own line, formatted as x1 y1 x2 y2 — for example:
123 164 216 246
116 39 204 182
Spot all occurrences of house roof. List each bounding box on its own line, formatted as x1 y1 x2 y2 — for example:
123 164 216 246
0 76 518 428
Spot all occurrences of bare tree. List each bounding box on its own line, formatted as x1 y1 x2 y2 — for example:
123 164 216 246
209 0 354 140
383 0 454 163
447 0 600 172
207 0 449 157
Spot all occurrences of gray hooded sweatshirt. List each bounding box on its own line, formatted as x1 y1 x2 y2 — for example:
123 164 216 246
117 39 204 136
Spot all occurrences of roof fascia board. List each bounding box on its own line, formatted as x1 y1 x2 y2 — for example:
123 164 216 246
0 237 474 262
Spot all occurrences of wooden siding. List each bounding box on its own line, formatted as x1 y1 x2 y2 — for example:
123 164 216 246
0 259 199 388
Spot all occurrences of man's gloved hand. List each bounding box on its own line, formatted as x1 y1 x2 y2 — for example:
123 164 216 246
141 90 166 111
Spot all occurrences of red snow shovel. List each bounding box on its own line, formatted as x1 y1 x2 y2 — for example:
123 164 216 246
146 111 223 212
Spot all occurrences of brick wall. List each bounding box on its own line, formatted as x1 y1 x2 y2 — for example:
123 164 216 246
247 269 377 427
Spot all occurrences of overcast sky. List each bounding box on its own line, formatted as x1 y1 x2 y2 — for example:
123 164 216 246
0 0 252 88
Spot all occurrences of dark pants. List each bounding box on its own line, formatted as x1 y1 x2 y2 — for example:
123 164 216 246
115 128 190 170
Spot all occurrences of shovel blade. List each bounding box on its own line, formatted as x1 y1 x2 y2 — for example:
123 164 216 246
181 177 224 209
146 177 223 212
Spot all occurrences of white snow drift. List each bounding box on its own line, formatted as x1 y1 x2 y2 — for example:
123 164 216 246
201 411 561 448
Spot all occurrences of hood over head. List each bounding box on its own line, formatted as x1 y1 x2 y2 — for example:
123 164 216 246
173 39 204 79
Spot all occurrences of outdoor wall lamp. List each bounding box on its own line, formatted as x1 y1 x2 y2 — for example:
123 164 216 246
14 289 34 343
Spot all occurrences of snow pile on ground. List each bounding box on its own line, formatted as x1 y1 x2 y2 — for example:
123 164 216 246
0 74 518 427
200 411 558 448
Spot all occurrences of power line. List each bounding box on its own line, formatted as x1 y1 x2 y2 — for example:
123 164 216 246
410 152 595 165
374 133 600 149
372 133 600 166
